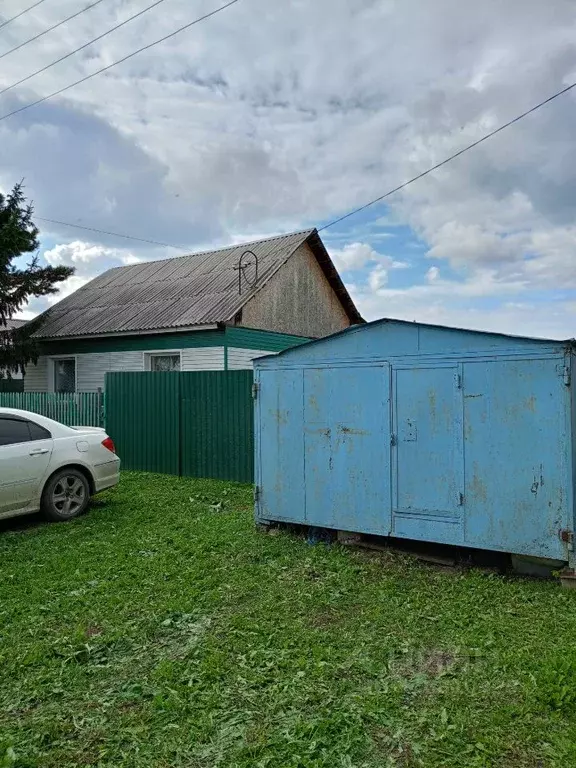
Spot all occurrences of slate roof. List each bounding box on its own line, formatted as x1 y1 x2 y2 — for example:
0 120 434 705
3 318 27 329
34 229 362 339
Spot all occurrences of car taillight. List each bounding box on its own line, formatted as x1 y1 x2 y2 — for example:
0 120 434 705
102 437 116 454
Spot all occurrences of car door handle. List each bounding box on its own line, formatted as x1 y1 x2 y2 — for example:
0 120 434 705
29 448 49 456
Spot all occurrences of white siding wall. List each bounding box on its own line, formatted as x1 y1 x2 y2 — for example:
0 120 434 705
109 351 144 372
76 353 110 392
24 357 49 392
23 348 226 391
227 348 276 370
181 347 224 371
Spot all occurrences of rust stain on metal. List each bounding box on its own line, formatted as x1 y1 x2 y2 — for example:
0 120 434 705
337 424 369 436
273 409 288 425
470 473 487 502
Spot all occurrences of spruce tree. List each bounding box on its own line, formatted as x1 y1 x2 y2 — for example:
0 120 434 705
0 183 74 377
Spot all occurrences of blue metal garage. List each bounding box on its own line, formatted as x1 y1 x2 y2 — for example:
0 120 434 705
254 319 576 567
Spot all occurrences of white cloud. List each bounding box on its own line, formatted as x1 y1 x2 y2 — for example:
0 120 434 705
44 241 138 267
0 0 575 331
46 275 91 305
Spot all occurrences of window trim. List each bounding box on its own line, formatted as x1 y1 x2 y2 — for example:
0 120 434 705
143 349 182 372
48 355 77 393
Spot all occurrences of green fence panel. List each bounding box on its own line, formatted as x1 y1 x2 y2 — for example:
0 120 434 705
105 372 180 475
180 371 254 483
104 371 254 482
0 391 104 426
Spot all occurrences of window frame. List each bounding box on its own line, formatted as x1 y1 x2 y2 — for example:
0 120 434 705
143 350 182 373
48 355 77 393
0 415 52 447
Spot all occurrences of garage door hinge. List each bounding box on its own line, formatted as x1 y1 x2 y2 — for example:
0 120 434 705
564 367 571 386
455 372 462 389
390 433 397 447
252 382 259 399
254 485 261 502
560 529 574 549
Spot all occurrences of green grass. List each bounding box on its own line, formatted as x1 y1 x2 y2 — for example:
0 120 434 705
1 473 576 767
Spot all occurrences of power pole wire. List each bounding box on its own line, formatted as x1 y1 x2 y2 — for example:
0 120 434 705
0 0 110 63
319 80 576 231
0 0 48 30
0 0 240 122
37 217 190 251
34 79 576 252
0 0 170 95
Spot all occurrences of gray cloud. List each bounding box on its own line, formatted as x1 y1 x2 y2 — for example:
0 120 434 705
1 0 576 329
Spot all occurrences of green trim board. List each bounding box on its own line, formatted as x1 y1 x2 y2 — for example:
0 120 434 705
37 326 311 357
224 326 310 352
39 330 225 355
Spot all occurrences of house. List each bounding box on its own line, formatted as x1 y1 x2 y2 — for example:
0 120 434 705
25 229 362 393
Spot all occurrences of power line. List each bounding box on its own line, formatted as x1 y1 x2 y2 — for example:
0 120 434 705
35 79 576 253
0 0 48 30
0 0 170 96
319 80 576 232
0 0 241 123
37 217 190 251
0 0 110 63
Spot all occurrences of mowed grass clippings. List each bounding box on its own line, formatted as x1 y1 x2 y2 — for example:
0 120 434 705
1 473 576 767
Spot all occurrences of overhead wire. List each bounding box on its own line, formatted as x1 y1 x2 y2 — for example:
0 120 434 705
0 0 110 63
0 0 170 95
0 0 48 30
36 217 191 251
33 79 576 251
0 0 240 122
318 80 576 231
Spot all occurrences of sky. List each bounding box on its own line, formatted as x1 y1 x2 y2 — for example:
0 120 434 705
1 0 576 337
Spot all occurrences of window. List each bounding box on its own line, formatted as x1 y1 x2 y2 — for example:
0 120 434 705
148 354 181 372
0 418 51 446
28 421 51 441
53 358 76 392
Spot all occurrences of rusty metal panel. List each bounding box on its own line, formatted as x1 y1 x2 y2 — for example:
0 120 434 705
461 358 571 560
254 318 575 563
302 365 391 533
256 369 305 523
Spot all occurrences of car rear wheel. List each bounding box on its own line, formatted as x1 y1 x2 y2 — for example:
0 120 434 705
41 469 90 521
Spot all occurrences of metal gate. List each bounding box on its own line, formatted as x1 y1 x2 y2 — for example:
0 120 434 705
105 371 254 482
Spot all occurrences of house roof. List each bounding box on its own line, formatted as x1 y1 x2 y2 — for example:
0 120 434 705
33 229 362 339
1 318 27 331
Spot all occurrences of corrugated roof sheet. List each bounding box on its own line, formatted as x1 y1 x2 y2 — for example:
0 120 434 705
34 230 336 339
1 318 28 331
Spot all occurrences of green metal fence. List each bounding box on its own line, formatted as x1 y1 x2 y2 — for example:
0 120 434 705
105 371 254 482
0 391 104 426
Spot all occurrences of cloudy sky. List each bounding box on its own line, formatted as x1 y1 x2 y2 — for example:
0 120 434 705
1 0 576 336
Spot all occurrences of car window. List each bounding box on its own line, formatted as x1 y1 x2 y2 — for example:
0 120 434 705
0 418 32 446
28 421 51 441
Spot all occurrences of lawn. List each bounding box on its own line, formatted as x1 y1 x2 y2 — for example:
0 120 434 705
1 473 576 767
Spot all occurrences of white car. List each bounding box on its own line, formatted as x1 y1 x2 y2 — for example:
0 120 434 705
0 407 120 522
